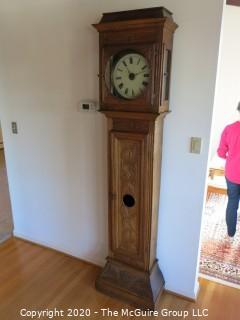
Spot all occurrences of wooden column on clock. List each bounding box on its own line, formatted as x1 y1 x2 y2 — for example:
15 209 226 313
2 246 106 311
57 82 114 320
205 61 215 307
93 7 178 310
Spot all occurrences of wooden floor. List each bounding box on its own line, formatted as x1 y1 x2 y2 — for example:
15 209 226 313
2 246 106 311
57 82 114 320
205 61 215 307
0 238 239 320
0 149 13 243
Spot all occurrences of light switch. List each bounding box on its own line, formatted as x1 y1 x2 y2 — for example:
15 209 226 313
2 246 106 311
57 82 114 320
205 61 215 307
11 122 18 134
190 137 202 154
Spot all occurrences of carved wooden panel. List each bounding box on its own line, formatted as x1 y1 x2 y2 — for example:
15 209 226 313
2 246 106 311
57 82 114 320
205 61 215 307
100 260 152 299
110 131 147 268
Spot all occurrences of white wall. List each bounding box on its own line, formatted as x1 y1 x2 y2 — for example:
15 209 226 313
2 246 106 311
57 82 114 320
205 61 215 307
0 0 224 299
210 5 240 159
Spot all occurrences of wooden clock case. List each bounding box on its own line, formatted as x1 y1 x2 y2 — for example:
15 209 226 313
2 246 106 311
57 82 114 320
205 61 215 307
93 7 177 310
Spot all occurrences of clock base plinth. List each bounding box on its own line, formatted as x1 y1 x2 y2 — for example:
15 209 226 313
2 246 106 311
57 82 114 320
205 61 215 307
95 259 165 310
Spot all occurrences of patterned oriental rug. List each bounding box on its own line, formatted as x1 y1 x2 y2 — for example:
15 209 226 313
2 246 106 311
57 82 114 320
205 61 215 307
200 193 240 286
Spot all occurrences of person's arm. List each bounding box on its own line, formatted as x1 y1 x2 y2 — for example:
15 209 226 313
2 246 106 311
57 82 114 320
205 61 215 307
217 126 228 159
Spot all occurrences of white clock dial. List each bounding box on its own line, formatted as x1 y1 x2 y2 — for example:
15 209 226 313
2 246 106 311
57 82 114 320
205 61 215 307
112 53 150 100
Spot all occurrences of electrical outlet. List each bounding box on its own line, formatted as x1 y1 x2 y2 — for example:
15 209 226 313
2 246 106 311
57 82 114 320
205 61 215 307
190 137 202 154
11 122 18 134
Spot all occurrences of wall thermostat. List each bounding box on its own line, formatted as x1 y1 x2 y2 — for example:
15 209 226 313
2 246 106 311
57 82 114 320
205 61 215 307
78 101 98 112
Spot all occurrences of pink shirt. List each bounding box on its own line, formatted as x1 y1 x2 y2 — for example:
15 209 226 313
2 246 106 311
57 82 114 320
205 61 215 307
217 121 240 184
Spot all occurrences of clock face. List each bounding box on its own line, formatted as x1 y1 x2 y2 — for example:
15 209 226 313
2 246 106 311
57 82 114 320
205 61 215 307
107 52 150 100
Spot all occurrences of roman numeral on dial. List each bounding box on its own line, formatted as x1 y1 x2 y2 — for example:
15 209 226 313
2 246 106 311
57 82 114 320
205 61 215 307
112 53 150 99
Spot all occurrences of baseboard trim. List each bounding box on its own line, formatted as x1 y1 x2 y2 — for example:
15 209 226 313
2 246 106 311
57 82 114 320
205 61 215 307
0 232 13 244
199 273 240 290
13 232 104 268
164 289 197 302
164 281 199 302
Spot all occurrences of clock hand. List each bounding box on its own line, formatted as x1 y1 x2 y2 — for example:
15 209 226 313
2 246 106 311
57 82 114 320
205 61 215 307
135 70 146 76
125 65 131 74
122 60 131 74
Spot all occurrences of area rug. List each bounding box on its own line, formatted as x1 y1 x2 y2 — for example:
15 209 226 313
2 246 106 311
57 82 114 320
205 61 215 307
200 192 240 286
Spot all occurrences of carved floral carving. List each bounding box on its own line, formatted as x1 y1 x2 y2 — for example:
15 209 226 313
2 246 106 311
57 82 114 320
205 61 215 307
118 141 140 253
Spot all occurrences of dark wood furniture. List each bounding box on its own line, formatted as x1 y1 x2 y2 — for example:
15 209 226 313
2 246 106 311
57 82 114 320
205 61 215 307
93 7 178 310
227 0 240 6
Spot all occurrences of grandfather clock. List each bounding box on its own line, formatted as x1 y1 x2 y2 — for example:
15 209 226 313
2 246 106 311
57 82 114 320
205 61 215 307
93 7 177 310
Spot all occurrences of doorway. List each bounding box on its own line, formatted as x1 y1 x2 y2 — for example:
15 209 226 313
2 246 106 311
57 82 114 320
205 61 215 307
0 122 13 243
199 5 240 288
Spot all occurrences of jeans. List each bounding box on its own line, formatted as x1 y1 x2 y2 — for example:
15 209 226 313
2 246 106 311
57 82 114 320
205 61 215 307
226 178 240 237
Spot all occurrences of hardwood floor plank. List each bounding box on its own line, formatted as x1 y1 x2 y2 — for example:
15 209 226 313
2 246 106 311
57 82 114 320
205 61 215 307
0 238 239 320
